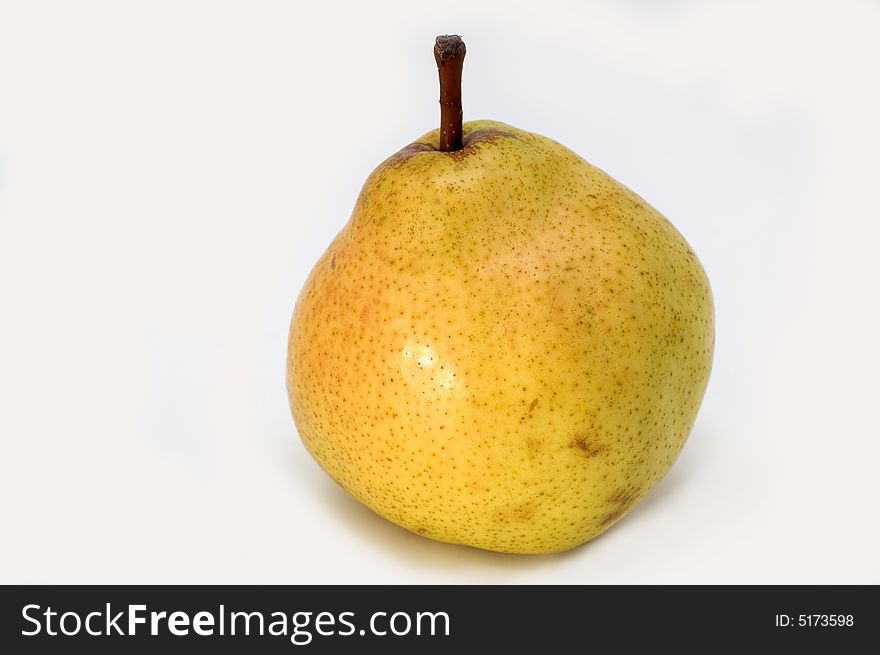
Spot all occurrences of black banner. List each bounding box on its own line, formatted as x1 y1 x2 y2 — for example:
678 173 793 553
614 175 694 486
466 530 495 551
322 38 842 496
1 585 876 652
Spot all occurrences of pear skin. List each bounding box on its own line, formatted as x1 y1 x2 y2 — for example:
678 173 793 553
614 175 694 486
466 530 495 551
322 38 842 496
287 120 713 554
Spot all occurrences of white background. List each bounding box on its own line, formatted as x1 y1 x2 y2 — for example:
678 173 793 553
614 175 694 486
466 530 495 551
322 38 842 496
1 0 878 584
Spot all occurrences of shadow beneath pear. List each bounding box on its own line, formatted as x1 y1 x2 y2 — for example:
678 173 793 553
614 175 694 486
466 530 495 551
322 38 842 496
289 426 709 574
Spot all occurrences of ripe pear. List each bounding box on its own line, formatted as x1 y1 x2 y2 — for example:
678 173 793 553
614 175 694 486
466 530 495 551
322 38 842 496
286 36 713 554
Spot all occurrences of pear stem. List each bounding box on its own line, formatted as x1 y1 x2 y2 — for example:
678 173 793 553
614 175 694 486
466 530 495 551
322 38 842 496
434 35 466 152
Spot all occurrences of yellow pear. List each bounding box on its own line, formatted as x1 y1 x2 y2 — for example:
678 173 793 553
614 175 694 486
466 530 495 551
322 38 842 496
287 36 713 554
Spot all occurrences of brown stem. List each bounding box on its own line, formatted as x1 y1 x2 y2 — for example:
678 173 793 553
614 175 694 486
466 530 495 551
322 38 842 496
434 35 466 151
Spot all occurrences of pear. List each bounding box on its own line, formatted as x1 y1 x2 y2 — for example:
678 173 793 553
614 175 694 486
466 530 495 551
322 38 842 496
287 36 713 554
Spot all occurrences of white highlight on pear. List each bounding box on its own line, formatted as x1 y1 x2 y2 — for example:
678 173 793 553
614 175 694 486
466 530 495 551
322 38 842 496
400 341 459 391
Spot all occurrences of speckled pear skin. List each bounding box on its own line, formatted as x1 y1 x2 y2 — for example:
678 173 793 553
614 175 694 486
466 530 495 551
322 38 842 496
287 120 713 554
